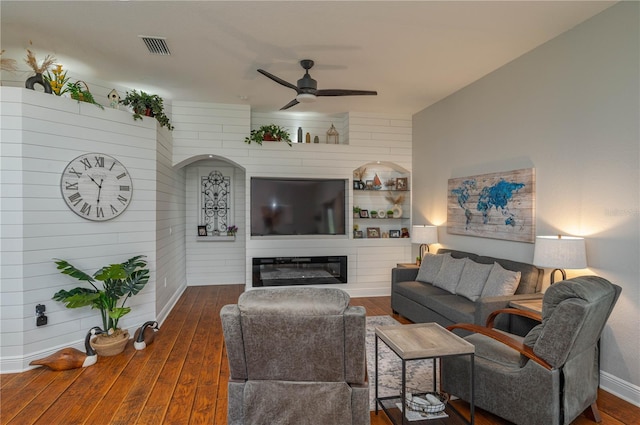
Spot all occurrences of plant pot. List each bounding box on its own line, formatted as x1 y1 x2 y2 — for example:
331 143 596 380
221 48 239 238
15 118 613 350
135 108 154 117
262 133 280 142
90 329 130 356
25 73 52 94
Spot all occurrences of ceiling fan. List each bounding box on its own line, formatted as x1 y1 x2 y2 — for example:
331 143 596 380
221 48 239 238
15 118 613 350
257 59 378 110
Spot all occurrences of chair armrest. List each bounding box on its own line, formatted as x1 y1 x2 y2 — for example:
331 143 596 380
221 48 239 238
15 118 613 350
447 323 552 370
391 267 420 284
486 308 542 328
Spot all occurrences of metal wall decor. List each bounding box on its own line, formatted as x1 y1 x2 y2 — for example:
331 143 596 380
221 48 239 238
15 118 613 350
201 170 231 235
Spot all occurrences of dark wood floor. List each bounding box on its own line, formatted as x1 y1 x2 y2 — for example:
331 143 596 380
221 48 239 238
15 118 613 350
1 285 638 424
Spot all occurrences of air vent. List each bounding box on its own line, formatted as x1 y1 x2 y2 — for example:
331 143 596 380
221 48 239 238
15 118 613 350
139 36 171 55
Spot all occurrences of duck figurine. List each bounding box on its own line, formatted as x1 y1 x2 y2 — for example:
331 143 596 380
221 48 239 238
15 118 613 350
30 326 104 371
133 321 159 350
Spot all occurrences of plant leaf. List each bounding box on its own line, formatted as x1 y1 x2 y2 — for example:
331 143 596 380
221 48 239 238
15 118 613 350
109 307 131 320
54 259 95 283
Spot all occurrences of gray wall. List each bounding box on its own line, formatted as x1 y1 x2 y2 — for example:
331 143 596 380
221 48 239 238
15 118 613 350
412 3 639 403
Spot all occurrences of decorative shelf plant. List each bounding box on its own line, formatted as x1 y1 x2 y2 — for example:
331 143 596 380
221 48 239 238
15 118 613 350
120 90 174 130
244 124 292 146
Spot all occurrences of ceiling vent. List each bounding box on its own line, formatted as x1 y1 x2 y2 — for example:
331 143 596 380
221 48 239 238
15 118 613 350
139 36 171 55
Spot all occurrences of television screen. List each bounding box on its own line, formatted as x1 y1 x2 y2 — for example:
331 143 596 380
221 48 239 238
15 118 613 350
251 178 347 236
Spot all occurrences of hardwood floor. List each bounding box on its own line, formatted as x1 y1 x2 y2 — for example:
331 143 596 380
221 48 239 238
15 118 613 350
1 285 638 424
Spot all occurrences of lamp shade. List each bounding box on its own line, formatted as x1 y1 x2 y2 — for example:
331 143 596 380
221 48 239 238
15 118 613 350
411 225 438 245
533 235 587 269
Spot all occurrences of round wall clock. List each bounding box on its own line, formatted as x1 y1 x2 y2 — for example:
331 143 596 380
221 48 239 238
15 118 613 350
60 153 133 221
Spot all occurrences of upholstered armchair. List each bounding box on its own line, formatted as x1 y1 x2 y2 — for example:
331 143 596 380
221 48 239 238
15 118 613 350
220 287 370 425
442 275 621 425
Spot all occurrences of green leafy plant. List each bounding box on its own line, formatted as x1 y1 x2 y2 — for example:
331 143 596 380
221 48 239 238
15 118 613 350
120 90 174 130
353 206 361 214
67 81 104 109
53 255 150 332
244 124 291 146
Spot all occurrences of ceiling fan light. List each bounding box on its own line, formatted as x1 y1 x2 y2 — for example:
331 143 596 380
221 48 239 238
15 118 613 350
296 93 316 103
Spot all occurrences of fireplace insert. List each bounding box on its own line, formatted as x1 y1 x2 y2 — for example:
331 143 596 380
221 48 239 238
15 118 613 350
252 256 348 287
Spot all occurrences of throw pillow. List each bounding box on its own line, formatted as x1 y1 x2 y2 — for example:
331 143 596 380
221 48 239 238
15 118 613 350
432 255 466 294
480 262 521 298
456 259 493 301
415 252 450 283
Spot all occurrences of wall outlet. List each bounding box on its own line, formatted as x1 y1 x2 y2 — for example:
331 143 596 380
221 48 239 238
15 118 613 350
36 304 47 326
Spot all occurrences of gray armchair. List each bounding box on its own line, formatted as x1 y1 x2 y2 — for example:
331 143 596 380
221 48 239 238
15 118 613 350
220 287 369 425
442 275 621 425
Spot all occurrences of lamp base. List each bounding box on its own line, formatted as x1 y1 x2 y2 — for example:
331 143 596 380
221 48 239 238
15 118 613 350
550 268 567 285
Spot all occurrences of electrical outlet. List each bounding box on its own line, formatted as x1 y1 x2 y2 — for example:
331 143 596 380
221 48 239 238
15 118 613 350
36 304 47 326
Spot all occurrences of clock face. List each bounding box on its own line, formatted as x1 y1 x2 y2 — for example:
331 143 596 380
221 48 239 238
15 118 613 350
60 153 133 221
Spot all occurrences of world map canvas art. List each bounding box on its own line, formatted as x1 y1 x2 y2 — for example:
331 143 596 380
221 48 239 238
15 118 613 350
448 168 535 243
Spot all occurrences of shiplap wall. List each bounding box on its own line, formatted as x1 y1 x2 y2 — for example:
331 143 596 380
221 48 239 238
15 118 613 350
155 125 187 323
172 103 413 296
0 88 160 372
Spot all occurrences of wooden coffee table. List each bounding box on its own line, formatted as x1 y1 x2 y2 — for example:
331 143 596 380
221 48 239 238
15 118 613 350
375 323 475 425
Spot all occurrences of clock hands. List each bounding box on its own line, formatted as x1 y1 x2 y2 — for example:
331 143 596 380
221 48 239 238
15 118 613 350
88 175 104 204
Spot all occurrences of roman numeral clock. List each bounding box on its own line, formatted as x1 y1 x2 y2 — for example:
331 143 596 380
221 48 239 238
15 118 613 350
60 153 132 221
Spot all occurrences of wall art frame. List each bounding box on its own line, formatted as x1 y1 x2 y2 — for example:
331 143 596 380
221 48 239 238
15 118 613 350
447 168 535 243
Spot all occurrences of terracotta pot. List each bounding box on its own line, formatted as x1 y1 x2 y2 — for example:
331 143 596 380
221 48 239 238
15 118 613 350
90 329 130 356
262 133 280 142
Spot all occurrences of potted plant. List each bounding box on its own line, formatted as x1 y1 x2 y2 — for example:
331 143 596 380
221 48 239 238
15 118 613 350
244 124 292 146
227 225 238 236
52 255 150 356
353 206 361 218
120 90 174 130
67 81 104 109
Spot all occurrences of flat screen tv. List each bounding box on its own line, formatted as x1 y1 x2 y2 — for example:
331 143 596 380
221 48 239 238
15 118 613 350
251 177 347 236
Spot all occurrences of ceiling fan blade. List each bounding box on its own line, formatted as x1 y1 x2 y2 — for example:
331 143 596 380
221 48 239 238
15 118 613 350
257 69 299 92
316 89 378 97
280 99 300 110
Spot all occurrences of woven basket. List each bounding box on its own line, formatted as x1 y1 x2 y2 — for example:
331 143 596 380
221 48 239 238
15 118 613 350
90 329 130 356
405 391 448 413
70 80 91 102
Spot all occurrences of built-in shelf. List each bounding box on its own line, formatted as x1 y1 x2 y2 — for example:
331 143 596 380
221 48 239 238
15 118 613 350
196 236 236 242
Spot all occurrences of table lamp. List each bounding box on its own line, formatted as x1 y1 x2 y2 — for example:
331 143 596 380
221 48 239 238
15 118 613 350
533 235 587 284
412 225 438 259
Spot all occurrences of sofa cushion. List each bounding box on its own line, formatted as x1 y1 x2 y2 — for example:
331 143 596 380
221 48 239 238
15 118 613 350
481 262 521 298
416 252 449 283
433 255 466 293
394 280 451 305
456 259 493 301
423 294 475 324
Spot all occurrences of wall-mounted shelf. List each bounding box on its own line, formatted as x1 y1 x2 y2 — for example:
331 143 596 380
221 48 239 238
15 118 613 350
196 236 236 242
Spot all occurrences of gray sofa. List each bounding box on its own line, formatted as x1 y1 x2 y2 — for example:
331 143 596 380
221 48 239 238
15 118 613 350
391 248 544 330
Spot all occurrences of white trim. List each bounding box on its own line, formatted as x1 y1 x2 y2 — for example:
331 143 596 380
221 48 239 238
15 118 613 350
601 371 640 407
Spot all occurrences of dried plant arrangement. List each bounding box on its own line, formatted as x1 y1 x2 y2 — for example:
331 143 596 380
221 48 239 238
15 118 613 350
1 50 18 72
353 166 367 181
24 49 56 74
385 192 405 205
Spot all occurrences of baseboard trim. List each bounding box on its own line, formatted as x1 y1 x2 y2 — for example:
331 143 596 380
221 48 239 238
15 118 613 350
156 282 187 326
601 371 640 407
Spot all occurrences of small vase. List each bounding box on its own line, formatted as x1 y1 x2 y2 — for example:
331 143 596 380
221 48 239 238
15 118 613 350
25 73 52 94
392 204 403 218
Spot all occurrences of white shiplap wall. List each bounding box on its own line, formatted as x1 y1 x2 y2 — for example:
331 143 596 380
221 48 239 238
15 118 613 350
172 104 413 296
155 125 188 323
0 88 159 372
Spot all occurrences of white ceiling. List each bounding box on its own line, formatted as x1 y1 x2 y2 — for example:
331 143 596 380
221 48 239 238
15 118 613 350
1 1 615 115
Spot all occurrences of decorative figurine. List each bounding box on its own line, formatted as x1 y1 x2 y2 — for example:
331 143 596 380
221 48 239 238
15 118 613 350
108 89 120 109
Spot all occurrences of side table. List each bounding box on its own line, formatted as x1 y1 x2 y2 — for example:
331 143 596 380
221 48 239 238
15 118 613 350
396 263 420 269
375 323 475 424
